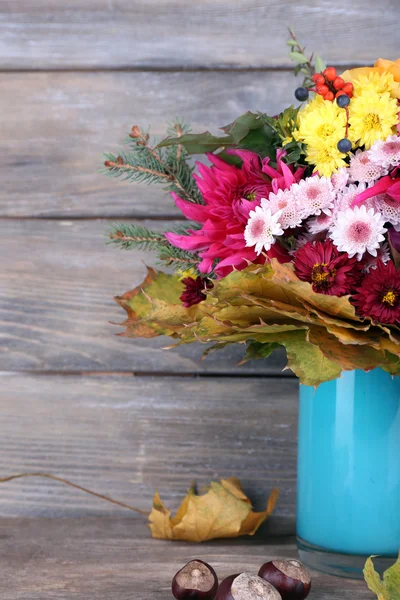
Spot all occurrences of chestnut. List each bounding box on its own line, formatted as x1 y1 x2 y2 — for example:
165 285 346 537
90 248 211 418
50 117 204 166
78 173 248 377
258 560 311 600
172 560 218 600
215 574 240 600
216 573 282 600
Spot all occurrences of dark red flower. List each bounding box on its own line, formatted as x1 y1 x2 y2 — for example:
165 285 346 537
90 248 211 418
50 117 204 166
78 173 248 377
294 240 361 296
180 276 213 308
351 260 400 324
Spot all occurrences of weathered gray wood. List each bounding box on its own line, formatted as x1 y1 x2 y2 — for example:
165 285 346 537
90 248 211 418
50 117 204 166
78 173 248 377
0 374 298 531
0 70 297 218
0 1 397 69
0 518 371 599
0 218 290 374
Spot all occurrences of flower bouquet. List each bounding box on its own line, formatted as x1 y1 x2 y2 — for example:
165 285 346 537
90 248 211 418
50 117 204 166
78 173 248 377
104 34 400 575
105 41 400 389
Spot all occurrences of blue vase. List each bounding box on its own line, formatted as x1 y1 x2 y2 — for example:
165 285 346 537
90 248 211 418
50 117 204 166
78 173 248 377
297 368 400 578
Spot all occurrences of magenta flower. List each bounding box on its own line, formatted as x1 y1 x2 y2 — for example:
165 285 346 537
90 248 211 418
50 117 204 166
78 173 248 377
165 150 305 277
353 174 400 206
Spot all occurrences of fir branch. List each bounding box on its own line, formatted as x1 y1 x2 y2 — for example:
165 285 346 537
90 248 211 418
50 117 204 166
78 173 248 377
108 222 201 273
103 122 203 204
157 245 200 272
103 151 174 186
108 223 168 251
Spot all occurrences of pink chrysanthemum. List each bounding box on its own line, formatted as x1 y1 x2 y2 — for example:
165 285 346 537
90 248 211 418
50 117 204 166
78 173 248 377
333 182 368 215
165 149 304 277
372 192 400 227
351 260 400 324
244 206 284 255
329 205 387 260
348 149 385 184
292 176 335 219
294 240 361 296
331 167 349 191
368 134 400 169
262 188 303 230
307 213 334 234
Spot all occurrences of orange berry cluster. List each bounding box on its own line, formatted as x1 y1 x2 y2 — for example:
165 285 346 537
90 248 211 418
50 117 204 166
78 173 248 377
312 67 354 102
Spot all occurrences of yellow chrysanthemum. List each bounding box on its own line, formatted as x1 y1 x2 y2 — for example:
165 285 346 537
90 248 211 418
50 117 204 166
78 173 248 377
341 58 400 99
348 90 399 149
294 95 348 176
303 143 348 178
352 71 396 96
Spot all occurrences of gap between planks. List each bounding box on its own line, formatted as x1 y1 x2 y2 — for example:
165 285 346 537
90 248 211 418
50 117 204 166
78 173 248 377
0 370 294 379
0 65 357 75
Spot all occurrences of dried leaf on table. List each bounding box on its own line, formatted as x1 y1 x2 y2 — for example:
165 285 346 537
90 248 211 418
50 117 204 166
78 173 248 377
364 554 400 600
149 478 279 542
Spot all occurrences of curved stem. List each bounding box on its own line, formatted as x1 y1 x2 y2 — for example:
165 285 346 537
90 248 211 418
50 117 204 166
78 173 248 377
0 473 149 516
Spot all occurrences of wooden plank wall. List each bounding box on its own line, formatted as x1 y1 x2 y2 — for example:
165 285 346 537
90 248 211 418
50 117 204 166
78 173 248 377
1 1 398 530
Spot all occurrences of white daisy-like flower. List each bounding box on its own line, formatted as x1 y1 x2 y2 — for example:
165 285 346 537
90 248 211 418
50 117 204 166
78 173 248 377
244 205 284 255
331 167 349 191
348 149 386 184
329 205 387 260
307 213 334 234
372 192 400 227
333 182 368 215
368 134 400 169
362 242 391 272
292 176 335 219
262 189 303 230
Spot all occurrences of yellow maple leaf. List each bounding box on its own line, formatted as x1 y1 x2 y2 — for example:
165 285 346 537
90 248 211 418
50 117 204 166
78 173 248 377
149 478 279 542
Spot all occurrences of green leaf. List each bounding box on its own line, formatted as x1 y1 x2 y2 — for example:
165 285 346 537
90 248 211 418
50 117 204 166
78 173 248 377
314 55 327 73
384 554 400 599
289 51 308 65
364 554 400 600
244 341 282 361
286 40 298 47
221 112 278 159
216 149 243 166
158 131 234 154
221 112 264 142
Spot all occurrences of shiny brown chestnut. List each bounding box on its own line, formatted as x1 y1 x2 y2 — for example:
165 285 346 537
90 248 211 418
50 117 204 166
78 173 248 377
215 574 240 600
258 560 311 600
172 560 219 600
216 573 282 600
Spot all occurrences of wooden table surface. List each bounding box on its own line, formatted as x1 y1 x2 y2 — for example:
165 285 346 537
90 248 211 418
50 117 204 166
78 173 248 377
1 2 393 597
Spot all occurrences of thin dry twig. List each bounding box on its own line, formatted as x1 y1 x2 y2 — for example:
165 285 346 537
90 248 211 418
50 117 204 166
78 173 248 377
0 472 149 516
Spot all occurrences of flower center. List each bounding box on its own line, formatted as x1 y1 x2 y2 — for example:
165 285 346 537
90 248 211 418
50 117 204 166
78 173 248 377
383 141 400 155
382 289 398 307
250 217 265 237
317 124 335 139
349 221 371 242
245 191 257 201
311 262 336 290
364 113 381 131
307 187 320 200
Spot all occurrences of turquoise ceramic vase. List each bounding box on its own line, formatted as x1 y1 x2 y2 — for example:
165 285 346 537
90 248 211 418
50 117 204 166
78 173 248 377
297 368 400 578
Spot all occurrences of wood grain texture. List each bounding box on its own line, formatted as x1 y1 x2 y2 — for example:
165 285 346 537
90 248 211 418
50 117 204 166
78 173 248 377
0 373 298 530
0 0 398 69
0 70 296 218
0 218 289 374
0 518 371 600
